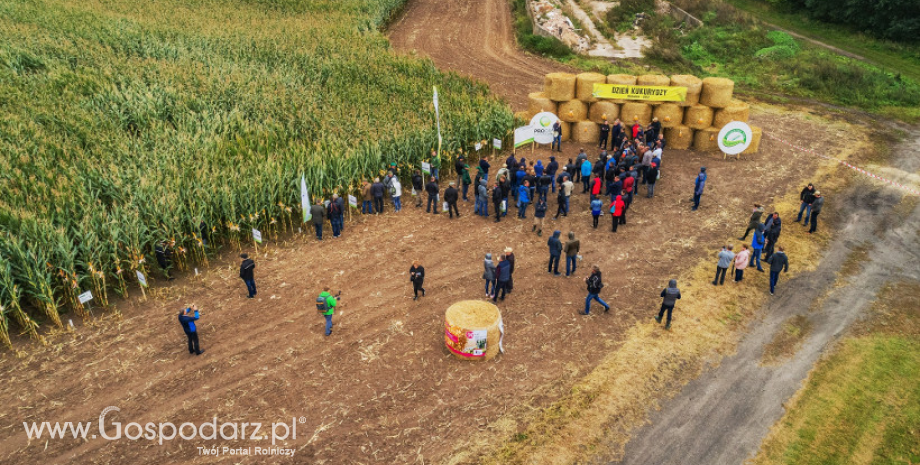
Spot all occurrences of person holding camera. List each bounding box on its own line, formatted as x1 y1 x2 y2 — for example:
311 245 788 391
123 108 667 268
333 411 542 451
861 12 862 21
410 260 426 300
178 305 203 355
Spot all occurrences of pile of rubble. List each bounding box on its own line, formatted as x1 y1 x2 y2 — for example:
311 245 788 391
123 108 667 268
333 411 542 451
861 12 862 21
529 0 590 53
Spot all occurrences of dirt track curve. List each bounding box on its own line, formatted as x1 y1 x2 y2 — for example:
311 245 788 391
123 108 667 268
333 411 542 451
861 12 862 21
388 0 573 110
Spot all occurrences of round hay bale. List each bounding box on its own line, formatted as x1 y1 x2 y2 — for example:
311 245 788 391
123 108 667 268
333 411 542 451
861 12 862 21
637 74 671 106
572 121 599 143
588 101 620 124
544 72 577 102
527 92 557 116
653 103 684 128
670 75 702 107
559 100 588 123
560 121 571 142
664 125 693 150
445 300 502 361
514 111 532 123
693 127 721 152
576 72 607 103
606 74 637 103
683 104 714 130
742 125 763 154
621 102 652 126
712 99 750 128
699 77 734 108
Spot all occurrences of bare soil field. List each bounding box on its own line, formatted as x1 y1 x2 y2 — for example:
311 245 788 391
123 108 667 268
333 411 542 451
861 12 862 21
0 107 856 464
388 0 573 110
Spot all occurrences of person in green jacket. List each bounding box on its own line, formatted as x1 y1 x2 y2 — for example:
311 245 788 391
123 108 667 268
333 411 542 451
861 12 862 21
461 162 472 202
318 287 338 336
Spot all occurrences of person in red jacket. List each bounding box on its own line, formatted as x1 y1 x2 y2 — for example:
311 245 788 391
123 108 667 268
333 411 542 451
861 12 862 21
622 175 635 209
610 195 626 232
590 175 602 200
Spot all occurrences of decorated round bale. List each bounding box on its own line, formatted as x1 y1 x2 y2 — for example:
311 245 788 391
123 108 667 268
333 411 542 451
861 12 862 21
544 72 577 102
712 99 750 128
572 121 600 143
445 300 503 361
528 92 557 116
621 102 652 126
664 125 693 150
699 77 734 108
588 101 620 124
683 104 714 130
653 103 684 128
670 75 702 107
742 125 763 154
560 121 572 142
606 74 637 103
693 127 721 152
559 100 588 123
576 72 607 103
637 74 671 106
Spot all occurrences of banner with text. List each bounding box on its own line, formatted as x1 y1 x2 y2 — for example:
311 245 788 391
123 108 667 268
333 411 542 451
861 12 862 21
593 84 687 102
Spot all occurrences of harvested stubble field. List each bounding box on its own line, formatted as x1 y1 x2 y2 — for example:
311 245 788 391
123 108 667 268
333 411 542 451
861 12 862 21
0 107 864 463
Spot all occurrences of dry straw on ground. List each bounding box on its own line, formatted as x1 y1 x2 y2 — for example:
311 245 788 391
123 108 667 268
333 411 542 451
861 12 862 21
670 75 702 106
558 100 588 123
528 92 557 116
713 99 751 128
576 72 606 103
606 74 637 103
572 121 600 143
664 125 693 150
693 127 721 151
653 104 684 128
544 73 577 102
684 104 714 130
700 77 734 108
445 300 502 361
621 102 652 126
589 102 620 124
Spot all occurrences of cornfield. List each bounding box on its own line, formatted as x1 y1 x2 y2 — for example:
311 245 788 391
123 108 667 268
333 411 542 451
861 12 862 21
0 0 513 347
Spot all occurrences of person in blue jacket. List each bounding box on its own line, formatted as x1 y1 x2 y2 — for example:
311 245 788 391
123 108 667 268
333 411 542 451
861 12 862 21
517 181 531 218
492 255 512 302
547 230 562 276
692 166 707 211
580 158 593 193
750 223 765 271
178 305 203 355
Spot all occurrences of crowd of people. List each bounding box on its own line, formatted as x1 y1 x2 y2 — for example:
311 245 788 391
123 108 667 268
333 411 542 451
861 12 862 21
177 137 829 350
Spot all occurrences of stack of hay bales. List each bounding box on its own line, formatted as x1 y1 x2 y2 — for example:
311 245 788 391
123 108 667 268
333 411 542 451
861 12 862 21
444 300 503 361
516 72 761 154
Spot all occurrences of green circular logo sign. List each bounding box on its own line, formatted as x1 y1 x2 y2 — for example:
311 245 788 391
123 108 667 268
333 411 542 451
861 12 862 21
539 115 551 127
722 128 747 148
717 121 753 155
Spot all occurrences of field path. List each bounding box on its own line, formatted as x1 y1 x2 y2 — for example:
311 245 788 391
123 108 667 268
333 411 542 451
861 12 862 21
602 128 920 464
388 0 573 110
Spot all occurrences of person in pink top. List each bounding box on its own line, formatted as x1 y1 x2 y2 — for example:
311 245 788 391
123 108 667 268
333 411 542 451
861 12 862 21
734 244 751 282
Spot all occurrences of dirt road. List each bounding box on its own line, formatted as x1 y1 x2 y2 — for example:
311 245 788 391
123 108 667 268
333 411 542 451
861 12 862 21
388 0 571 110
603 128 920 465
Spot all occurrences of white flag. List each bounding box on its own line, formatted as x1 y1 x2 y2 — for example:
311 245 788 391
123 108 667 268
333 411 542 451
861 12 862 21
301 175 311 223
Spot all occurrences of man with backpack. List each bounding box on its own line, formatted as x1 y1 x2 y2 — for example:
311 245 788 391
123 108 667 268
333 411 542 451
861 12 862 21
317 287 339 336
239 253 256 299
411 170 424 208
656 279 681 330
583 266 610 315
